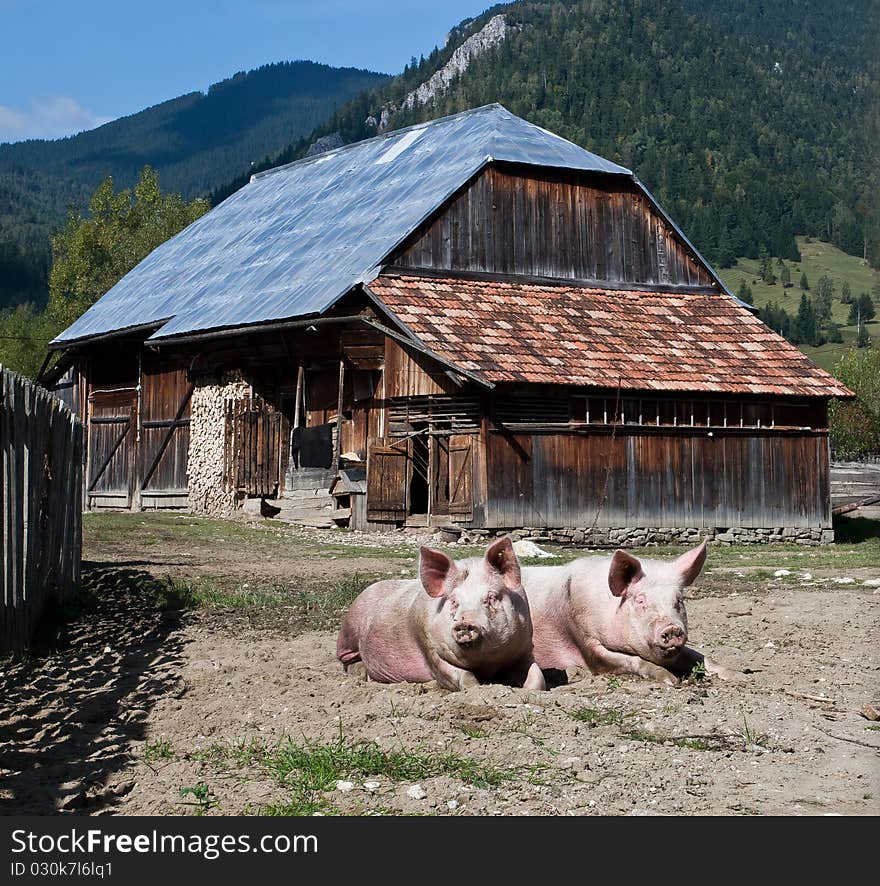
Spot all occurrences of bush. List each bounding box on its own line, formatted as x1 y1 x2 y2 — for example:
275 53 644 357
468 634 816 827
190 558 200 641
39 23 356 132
829 349 880 458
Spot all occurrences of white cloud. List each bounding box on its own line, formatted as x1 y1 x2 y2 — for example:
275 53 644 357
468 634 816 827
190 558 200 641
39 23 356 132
0 96 114 143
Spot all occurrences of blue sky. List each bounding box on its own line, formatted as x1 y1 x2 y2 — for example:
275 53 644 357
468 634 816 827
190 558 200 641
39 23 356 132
0 0 492 143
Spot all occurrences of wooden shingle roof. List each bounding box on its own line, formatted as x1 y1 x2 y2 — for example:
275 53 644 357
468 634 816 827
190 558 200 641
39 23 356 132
368 274 853 398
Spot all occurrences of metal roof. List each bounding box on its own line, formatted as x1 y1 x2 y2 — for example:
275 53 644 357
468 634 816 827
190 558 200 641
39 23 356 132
52 104 632 345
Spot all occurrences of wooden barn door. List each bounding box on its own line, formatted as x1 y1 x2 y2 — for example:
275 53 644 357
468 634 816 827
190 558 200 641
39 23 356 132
139 363 193 509
224 399 284 498
86 389 137 509
448 434 474 519
366 437 408 522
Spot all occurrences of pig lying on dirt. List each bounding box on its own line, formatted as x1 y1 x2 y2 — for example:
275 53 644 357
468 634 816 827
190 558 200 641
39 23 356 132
523 540 742 686
337 537 546 691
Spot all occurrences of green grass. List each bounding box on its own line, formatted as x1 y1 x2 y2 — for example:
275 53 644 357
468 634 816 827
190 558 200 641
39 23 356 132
178 783 220 815
570 706 726 752
188 733 514 816
143 739 174 762
719 236 878 373
570 707 634 728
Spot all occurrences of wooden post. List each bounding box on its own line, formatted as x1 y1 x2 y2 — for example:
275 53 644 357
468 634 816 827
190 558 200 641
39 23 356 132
335 357 345 467
289 363 303 472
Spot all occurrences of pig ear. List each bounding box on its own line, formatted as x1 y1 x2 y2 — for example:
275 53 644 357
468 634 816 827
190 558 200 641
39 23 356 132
608 550 644 598
484 536 521 591
419 546 458 598
673 539 708 587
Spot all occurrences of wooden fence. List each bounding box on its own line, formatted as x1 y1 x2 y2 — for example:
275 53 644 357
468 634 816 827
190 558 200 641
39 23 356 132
1 366 83 652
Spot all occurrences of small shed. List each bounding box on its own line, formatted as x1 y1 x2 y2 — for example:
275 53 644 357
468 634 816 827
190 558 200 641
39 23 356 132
45 104 852 544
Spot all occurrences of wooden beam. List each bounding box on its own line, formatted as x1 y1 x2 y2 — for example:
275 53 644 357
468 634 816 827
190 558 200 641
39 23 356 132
335 357 345 467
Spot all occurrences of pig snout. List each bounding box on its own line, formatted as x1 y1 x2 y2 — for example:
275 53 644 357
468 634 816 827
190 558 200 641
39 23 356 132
657 624 686 653
452 620 484 647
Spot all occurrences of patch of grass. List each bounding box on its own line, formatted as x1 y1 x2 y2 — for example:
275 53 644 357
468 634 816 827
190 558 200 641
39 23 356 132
623 728 715 751
178 783 219 815
570 707 633 728
739 714 769 748
865 725 880 732
511 711 558 755
606 677 622 691
683 661 707 685
459 725 487 739
192 732 514 816
144 739 174 762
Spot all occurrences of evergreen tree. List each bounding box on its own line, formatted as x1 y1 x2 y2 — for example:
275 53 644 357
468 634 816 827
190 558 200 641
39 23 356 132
825 321 843 343
849 293 876 326
800 271 810 291
759 300 792 340
795 293 821 345
758 247 777 284
841 280 853 303
813 276 834 323
857 324 871 348
737 279 753 304
780 264 791 287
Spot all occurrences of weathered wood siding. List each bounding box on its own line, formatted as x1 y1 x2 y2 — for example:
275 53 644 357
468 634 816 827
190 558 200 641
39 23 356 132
384 339 460 398
392 166 715 287
485 430 831 529
1 367 82 652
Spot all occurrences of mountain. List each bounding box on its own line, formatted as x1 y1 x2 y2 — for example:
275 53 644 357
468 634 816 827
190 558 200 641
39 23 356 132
222 0 878 275
0 60 388 308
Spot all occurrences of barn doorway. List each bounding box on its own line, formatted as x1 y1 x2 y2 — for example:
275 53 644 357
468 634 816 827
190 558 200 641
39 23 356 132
408 424 430 518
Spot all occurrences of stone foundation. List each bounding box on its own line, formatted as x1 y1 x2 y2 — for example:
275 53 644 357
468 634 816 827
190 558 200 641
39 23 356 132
188 372 250 517
453 526 835 547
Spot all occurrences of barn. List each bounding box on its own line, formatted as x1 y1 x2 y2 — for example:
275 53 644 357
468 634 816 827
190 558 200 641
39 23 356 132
44 103 852 545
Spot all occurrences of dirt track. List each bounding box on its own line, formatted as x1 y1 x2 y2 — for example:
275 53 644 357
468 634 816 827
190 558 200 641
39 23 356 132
1 514 878 816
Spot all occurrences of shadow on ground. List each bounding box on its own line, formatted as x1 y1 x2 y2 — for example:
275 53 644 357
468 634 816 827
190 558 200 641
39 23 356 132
832 513 880 544
0 564 188 814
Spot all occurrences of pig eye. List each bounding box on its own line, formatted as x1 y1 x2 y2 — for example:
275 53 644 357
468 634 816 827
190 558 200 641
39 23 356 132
634 593 647 608
674 596 683 612
448 598 459 613
486 592 499 606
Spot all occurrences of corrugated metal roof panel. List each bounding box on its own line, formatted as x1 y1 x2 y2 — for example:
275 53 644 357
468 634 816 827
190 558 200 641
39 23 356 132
53 104 631 345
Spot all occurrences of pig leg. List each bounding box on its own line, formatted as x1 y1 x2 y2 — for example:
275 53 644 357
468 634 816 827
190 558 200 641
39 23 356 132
427 654 480 691
497 655 547 690
673 646 746 682
344 661 369 681
523 660 547 691
584 641 679 686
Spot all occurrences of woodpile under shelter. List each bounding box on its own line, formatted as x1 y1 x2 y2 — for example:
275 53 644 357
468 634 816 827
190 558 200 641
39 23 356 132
45 104 852 545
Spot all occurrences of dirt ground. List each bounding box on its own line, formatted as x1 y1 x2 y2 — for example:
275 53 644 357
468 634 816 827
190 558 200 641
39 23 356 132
2 513 878 817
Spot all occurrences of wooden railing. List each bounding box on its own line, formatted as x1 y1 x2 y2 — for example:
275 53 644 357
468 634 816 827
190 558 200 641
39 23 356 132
1 366 83 651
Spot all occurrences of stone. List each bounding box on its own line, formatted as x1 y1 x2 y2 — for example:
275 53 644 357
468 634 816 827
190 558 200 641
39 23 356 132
406 784 427 801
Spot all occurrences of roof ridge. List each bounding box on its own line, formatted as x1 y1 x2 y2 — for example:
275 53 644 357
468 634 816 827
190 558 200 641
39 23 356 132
251 102 509 183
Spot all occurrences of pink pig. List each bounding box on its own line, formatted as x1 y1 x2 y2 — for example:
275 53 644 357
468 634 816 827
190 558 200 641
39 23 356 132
523 540 741 685
337 537 546 691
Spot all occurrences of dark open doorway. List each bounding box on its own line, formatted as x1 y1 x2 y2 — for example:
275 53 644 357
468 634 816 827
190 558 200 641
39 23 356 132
408 425 429 516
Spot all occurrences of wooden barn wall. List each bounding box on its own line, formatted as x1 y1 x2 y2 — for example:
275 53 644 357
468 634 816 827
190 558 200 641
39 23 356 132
485 431 831 530
392 166 714 287
384 338 460 398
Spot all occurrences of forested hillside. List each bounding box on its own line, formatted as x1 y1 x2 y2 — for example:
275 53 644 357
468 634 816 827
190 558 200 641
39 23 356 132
227 0 878 276
0 61 388 309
